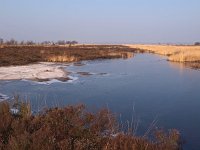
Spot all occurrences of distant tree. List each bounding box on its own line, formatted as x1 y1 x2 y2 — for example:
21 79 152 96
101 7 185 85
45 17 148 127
66 41 78 45
41 41 46 45
51 41 55 45
26 41 35 45
65 41 71 44
41 41 52 45
71 41 78 45
20 41 25 45
194 42 200 46
57 40 66 45
5 38 18 45
0 38 3 45
11 38 18 45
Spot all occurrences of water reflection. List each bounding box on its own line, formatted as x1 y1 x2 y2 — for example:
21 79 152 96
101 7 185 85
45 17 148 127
169 61 200 75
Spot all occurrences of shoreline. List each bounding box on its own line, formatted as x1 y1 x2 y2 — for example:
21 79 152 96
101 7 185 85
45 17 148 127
1 44 200 71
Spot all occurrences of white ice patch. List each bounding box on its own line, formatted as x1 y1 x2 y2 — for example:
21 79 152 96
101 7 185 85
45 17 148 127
24 76 79 85
0 93 9 102
22 79 64 85
67 76 78 83
10 108 20 115
0 62 68 81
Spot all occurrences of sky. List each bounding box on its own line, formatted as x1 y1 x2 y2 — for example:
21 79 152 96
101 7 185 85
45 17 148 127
0 0 200 44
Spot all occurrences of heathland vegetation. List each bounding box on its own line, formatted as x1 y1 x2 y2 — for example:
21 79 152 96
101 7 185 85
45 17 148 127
0 100 182 150
1 38 199 69
0 45 134 67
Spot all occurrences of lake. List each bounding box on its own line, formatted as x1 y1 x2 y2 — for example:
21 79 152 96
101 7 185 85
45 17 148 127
0 53 200 150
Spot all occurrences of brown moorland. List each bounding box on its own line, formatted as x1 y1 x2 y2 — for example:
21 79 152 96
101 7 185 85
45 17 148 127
0 45 135 67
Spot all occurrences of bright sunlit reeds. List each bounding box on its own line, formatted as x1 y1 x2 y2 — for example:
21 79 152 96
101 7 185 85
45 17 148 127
126 44 200 62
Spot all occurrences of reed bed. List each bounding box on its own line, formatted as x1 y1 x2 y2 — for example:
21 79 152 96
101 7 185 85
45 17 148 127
126 44 200 62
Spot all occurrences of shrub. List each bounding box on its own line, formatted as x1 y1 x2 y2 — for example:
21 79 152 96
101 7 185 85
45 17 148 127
0 101 182 150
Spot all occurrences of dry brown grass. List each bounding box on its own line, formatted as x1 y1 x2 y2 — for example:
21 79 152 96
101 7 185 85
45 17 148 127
168 51 200 62
126 44 200 62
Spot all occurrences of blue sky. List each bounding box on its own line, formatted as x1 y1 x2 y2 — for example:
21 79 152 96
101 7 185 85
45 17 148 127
0 0 200 43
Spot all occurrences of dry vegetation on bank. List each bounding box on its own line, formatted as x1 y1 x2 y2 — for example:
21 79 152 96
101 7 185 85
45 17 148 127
0 45 135 67
0 100 182 150
126 44 200 63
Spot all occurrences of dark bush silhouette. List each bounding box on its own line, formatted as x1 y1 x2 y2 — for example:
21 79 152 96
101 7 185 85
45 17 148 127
0 101 182 150
57 40 66 45
194 42 200 46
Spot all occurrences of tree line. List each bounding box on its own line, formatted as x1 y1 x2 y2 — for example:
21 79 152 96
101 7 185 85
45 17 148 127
0 38 78 46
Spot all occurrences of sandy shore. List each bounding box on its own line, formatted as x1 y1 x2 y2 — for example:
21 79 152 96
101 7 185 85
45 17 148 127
0 62 69 81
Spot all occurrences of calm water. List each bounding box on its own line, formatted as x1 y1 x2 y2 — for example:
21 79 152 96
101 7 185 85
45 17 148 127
1 54 200 150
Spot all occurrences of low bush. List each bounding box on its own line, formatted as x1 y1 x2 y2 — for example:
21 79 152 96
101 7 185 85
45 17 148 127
0 101 182 150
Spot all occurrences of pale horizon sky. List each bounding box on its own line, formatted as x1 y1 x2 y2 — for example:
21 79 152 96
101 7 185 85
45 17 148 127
0 0 200 44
